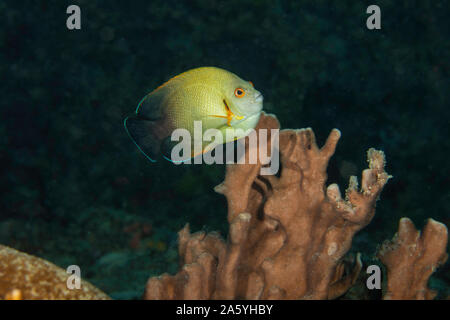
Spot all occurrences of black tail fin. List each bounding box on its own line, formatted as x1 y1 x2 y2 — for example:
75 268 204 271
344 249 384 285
124 115 160 162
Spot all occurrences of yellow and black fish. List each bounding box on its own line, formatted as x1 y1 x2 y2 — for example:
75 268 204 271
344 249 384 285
124 66 264 162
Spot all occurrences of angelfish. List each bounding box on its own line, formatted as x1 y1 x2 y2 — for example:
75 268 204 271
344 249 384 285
124 67 264 162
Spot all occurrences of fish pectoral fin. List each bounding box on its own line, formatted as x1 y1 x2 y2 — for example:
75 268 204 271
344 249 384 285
208 114 245 125
208 114 233 126
208 114 229 119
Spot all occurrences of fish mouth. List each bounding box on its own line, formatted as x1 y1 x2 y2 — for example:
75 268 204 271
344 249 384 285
254 93 263 103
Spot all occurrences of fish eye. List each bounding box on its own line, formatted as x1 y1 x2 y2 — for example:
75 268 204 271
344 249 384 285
234 88 246 98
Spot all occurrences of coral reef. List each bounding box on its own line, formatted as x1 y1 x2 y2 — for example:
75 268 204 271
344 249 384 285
144 113 391 299
1 113 447 300
378 218 448 300
0 245 110 300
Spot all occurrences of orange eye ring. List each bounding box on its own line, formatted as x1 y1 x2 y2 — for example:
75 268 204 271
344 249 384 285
234 88 246 98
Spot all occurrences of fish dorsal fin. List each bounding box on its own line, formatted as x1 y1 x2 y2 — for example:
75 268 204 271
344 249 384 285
135 88 168 121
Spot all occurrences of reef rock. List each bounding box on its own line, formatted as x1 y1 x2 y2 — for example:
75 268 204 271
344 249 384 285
0 245 110 300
